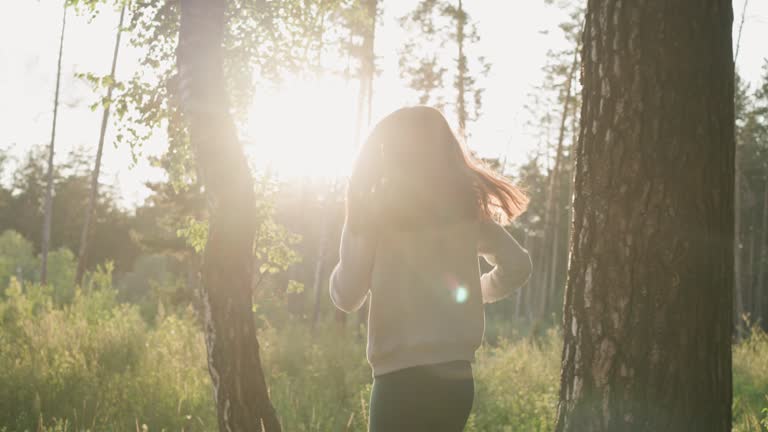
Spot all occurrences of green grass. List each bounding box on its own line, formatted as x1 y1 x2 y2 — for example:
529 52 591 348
1 280 766 431
734 325 768 431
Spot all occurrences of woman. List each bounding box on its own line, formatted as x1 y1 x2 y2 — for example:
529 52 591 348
330 106 532 431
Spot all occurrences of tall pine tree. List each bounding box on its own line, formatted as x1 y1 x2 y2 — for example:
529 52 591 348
398 0 490 139
556 1 734 430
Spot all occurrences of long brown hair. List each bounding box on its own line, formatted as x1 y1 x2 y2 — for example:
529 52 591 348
347 106 528 232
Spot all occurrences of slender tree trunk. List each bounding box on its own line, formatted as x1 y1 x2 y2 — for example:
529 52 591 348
733 0 748 334
555 1 734 431
360 0 379 132
545 203 562 311
355 0 379 330
525 237 539 323
75 1 128 286
41 2 67 285
514 230 530 320
365 0 378 127
558 88 579 308
757 181 768 327
531 121 554 319
747 213 757 317
331 25 358 330
352 0 377 149
735 166 745 331
177 0 280 430
565 80 579 264
311 190 331 329
521 281 531 322
734 0 749 63
733 0 749 330
353 76 367 151
526 238 540 320
513 268 524 319
455 0 466 141
540 46 579 319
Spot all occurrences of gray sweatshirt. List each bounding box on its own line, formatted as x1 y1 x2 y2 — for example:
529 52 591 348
329 219 532 376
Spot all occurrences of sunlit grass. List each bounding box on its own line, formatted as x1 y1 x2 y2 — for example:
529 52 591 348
733 324 768 431
2 279 766 431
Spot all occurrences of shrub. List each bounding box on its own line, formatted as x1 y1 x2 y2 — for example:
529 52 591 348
0 269 214 431
1 279 766 431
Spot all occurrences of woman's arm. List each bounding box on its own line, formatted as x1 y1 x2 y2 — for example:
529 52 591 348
329 222 377 313
478 221 532 304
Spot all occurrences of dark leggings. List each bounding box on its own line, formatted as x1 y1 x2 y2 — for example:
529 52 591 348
369 360 474 432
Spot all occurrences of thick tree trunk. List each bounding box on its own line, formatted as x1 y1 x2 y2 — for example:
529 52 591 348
75 1 127 286
41 2 67 285
177 0 280 431
555 1 734 431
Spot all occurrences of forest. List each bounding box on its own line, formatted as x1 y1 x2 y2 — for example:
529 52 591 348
1 0 767 431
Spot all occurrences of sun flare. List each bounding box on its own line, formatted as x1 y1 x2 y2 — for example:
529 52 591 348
244 77 363 180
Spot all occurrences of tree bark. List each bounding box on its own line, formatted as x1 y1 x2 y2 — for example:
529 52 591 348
75 1 128 286
555 1 734 431
177 0 280 430
41 1 67 285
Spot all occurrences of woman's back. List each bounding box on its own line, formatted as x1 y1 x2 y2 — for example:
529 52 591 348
367 220 485 376
329 105 531 431
330 218 531 376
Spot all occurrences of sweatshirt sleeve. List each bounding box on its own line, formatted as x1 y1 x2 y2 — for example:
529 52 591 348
478 221 532 304
329 223 377 313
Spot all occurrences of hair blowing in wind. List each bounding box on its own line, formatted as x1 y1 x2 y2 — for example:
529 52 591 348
346 106 528 232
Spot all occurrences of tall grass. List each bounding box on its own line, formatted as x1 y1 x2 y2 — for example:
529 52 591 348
0 274 214 431
1 278 766 431
734 325 768 431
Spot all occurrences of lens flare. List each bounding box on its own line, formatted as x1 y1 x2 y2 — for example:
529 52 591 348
454 286 469 303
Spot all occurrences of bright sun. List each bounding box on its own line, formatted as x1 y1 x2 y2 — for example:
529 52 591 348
243 76 362 180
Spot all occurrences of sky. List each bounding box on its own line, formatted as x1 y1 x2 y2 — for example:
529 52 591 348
1 0 767 208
